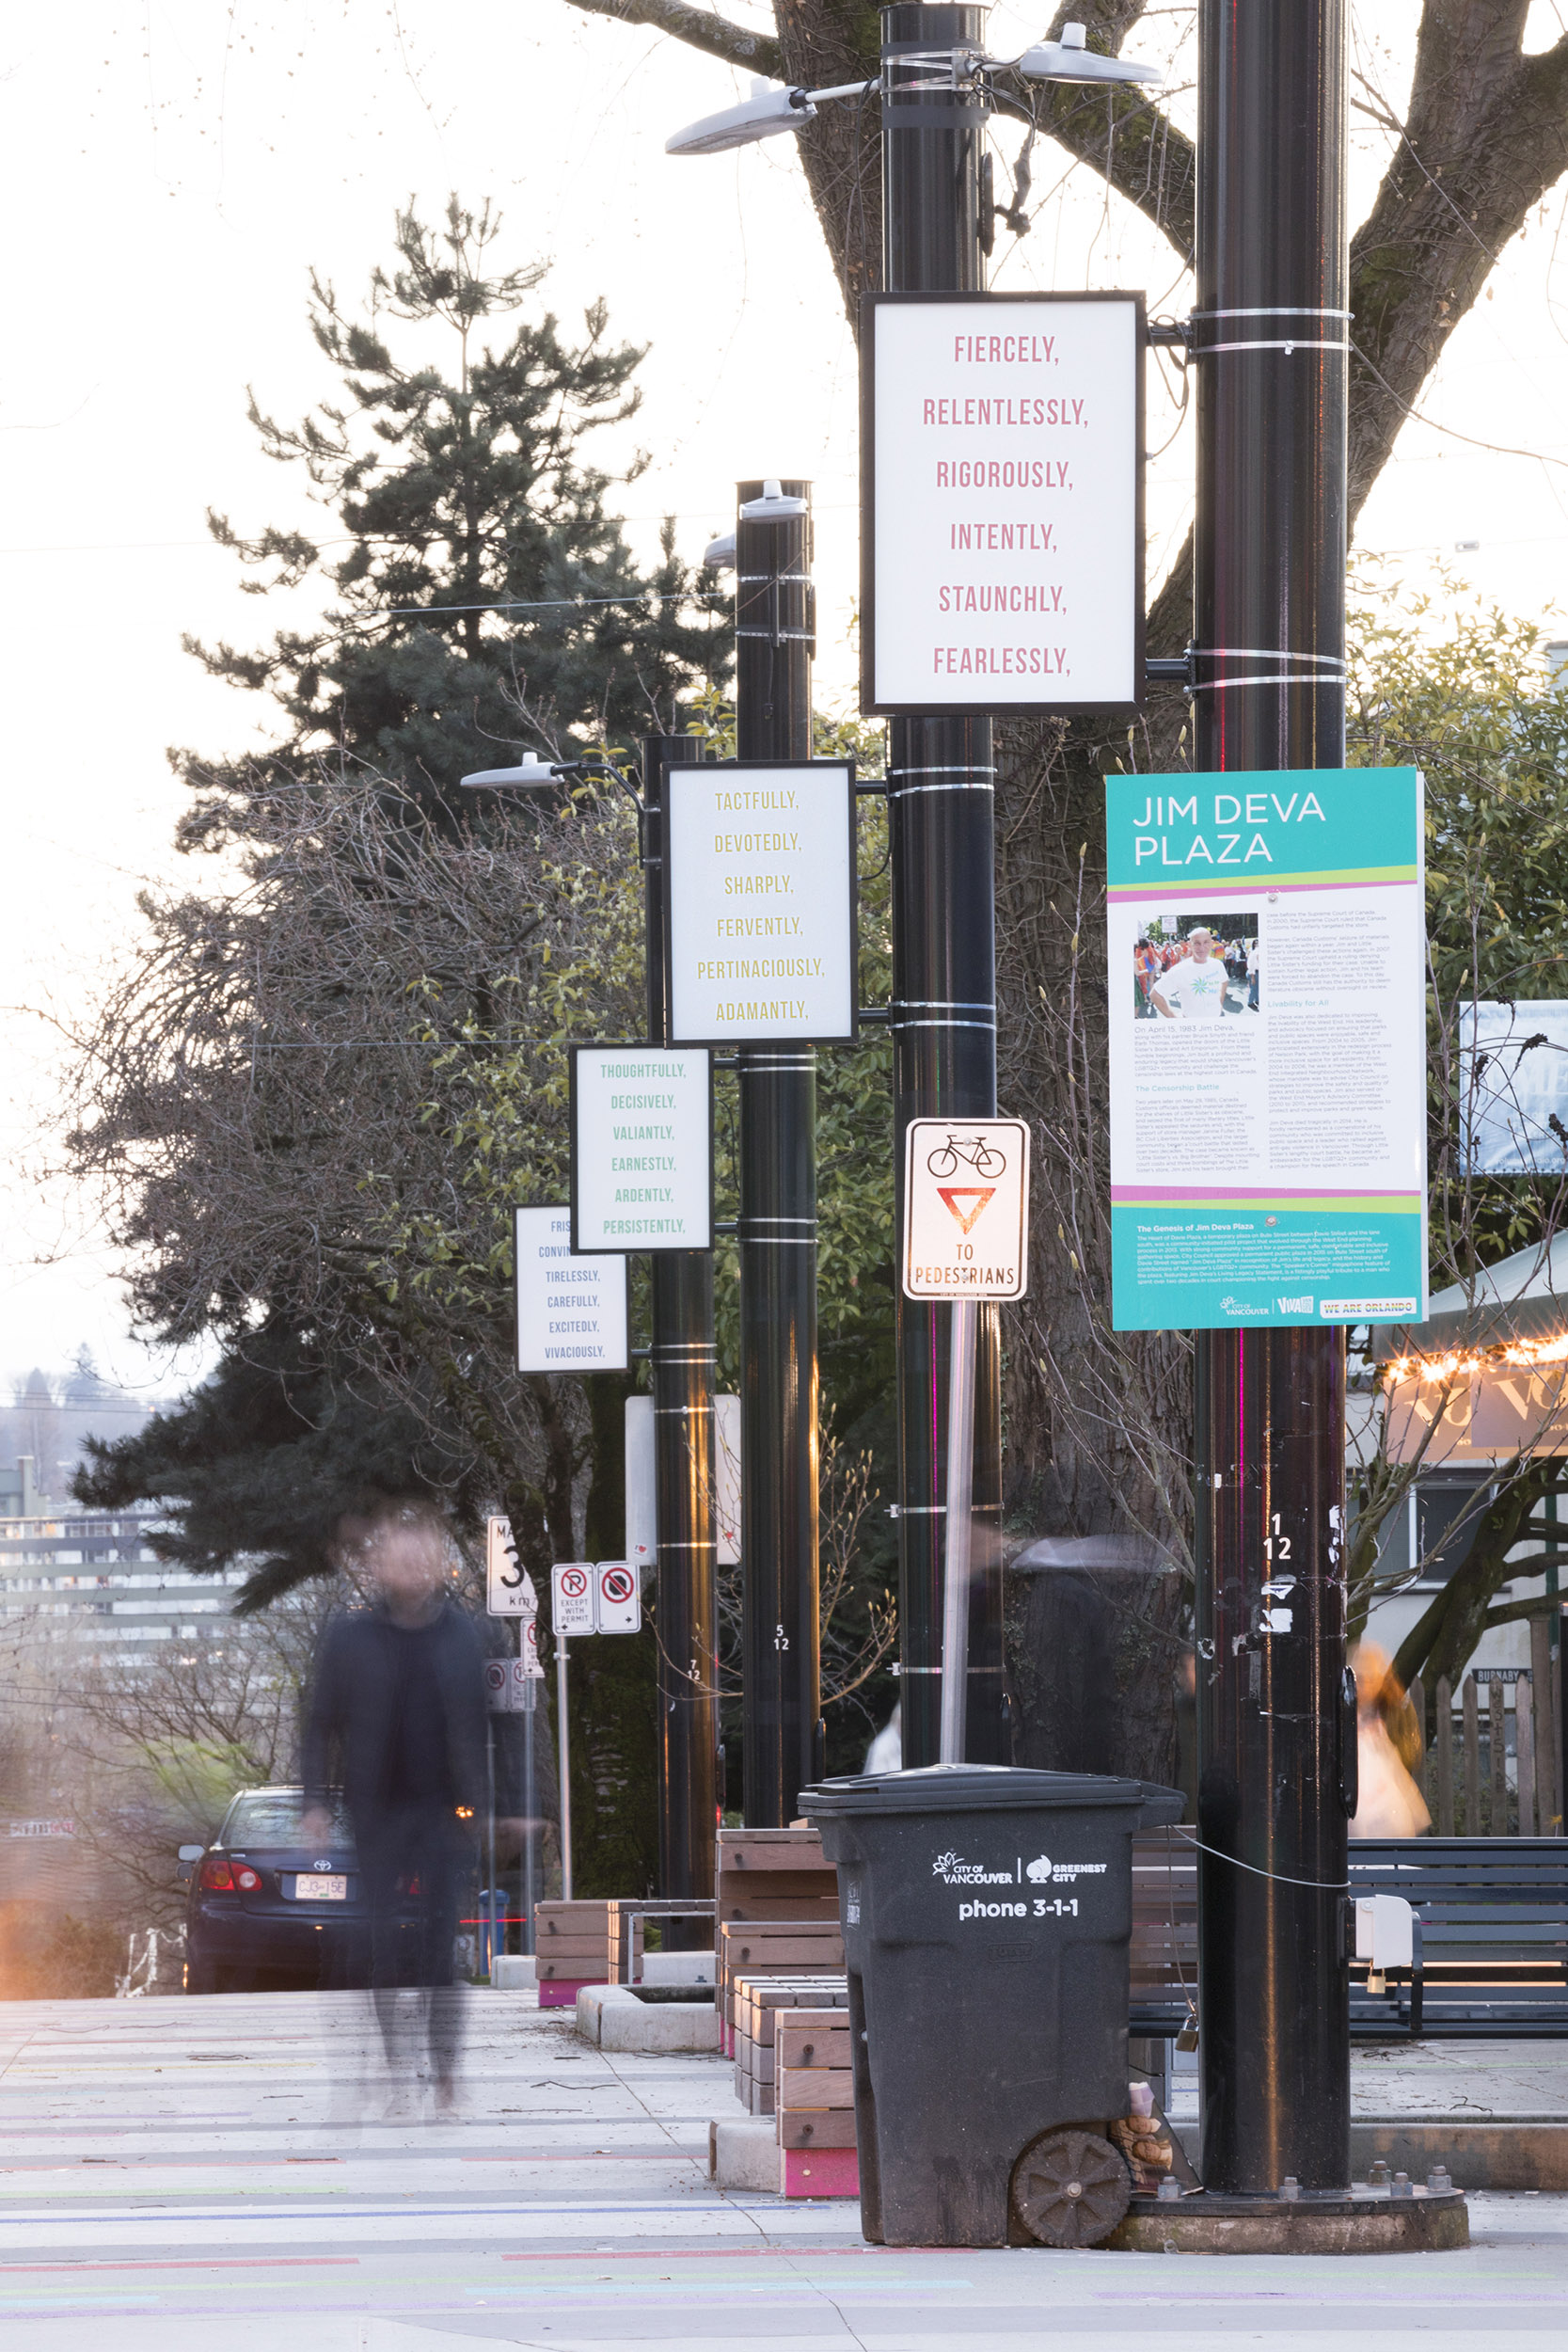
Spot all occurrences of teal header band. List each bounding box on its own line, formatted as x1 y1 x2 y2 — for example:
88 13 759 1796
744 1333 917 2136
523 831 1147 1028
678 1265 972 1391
1105 767 1421 892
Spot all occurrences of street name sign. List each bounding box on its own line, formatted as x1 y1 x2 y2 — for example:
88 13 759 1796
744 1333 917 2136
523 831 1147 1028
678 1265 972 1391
569 1046 712 1253
625 1391 741 1567
862 292 1144 717
902 1117 1031 1299
1106 767 1428 1330
485 1516 539 1618
665 760 857 1045
550 1561 595 1636
515 1206 627 1373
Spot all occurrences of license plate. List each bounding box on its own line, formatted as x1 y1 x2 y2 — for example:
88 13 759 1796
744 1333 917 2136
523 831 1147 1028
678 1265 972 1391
293 1872 347 1900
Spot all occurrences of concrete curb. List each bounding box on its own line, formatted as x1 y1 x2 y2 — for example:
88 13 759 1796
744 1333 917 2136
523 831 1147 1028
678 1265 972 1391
576 1982 721 2054
707 2118 779 2191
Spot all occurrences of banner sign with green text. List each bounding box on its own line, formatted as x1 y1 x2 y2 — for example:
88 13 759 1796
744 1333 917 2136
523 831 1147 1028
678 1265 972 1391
1106 769 1427 1331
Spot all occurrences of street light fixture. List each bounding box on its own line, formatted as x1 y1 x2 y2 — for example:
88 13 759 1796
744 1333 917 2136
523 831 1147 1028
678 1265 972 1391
1015 23 1163 86
664 24 1161 155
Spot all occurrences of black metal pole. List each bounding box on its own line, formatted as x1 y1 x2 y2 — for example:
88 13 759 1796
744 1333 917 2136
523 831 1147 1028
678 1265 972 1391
1192 0 1352 2195
735 479 822 1823
643 732 720 1930
881 3 1005 1767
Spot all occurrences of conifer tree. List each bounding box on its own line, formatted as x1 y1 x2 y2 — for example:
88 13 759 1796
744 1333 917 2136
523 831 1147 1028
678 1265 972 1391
179 197 721 839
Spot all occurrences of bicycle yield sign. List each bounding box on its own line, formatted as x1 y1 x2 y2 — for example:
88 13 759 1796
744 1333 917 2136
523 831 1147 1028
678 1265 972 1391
902 1118 1031 1300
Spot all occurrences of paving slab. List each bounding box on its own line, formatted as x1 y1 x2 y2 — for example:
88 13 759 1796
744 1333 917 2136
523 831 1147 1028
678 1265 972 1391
0 1991 1561 2348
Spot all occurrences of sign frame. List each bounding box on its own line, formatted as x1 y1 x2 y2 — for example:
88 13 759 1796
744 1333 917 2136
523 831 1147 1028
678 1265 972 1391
1104 766 1428 1332
860 289 1147 720
902 1116 1032 1301
514 1206 629 1375
662 758 860 1048
568 1044 714 1256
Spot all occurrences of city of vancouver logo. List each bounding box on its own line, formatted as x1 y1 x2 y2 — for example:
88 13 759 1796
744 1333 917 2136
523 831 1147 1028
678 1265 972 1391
932 1849 1106 1887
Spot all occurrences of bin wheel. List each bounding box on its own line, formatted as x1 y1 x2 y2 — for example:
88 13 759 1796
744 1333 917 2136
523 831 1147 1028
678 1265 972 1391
1011 2128 1132 2249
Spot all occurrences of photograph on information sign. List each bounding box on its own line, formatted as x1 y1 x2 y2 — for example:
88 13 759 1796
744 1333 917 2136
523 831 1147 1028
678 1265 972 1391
1131 912 1259 1023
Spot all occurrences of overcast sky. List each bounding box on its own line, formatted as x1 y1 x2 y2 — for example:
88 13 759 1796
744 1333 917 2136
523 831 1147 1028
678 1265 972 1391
1 1 1564 1399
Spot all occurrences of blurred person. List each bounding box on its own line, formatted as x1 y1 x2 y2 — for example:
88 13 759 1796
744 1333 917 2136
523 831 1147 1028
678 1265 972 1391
301 1498 488 2114
1349 1642 1431 1838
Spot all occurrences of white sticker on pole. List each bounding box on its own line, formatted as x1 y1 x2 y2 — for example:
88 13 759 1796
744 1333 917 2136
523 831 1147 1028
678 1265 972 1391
902 1118 1031 1300
569 1046 712 1253
863 293 1144 716
485 1517 539 1617
551 1561 595 1636
595 1560 641 1633
515 1206 628 1373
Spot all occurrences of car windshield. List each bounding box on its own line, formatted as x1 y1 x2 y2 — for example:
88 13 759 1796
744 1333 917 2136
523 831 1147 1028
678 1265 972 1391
221 1790 354 1848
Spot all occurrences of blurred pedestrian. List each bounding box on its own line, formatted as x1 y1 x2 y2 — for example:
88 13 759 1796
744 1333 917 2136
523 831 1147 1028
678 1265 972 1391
1349 1642 1431 1837
301 1498 488 2114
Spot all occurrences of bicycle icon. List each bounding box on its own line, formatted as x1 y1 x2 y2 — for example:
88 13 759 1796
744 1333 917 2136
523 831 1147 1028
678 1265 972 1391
927 1131 1007 1181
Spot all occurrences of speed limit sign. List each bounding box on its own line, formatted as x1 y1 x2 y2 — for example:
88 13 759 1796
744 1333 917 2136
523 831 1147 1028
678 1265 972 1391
485 1517 538 1617
551 1562 595 1637
595 1560 641 1634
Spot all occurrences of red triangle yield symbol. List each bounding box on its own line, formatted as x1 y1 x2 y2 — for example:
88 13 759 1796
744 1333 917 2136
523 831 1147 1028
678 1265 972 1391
938 1186 995 1236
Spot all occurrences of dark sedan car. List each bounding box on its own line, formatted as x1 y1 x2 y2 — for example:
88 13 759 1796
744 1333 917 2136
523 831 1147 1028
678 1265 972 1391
182 1785 370 1994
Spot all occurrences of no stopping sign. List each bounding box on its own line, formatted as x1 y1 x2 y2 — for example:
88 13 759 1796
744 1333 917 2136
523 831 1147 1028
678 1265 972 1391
595 1560 641 1635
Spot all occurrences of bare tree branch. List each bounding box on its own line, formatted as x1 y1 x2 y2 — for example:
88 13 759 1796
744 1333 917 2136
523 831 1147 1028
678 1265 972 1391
559 0 783 77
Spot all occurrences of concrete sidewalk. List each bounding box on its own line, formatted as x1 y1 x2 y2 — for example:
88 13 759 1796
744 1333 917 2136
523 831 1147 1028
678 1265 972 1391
0 1989 1561 2347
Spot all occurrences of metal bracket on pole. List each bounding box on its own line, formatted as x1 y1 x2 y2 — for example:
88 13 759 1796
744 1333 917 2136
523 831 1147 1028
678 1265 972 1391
939 1296 977 1765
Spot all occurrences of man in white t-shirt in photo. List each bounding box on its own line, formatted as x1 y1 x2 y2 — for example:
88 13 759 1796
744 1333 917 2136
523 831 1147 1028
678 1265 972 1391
1150 928 1230 1020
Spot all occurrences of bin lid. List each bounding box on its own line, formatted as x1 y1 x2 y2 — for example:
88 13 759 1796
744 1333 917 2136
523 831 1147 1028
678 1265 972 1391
800 1764 1184 1821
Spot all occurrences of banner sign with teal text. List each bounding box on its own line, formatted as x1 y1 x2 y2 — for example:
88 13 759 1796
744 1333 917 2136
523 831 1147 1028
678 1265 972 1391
1106 769 1426 1331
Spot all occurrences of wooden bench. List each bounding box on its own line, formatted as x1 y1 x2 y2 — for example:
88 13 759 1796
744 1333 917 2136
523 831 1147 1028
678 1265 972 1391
1128 1831 1568 2042
1347 1839 1568 2037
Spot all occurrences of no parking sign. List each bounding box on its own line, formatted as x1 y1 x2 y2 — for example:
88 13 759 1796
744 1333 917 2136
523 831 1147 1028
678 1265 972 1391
549 1559 643 1636
551 1562 595 1636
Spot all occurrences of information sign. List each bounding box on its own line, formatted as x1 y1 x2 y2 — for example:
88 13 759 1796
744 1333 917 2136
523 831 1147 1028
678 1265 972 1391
664 761 857 1045
570 1046 712 1254
485 1516 538 1618
1106 767 1428 1330
594 1560 641 1634
863 292 1144 716
902 1118 1031 1299
550 1562 595 1637
515 1206 627 1372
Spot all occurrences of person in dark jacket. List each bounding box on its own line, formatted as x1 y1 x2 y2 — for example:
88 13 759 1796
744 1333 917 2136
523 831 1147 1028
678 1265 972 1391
301 1498 487 2111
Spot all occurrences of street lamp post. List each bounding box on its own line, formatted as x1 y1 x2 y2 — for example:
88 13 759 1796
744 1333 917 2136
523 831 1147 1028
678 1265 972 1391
733 479 824 1822
881 2 1006 1768
1192 0 1353 2195
643 732 721 1934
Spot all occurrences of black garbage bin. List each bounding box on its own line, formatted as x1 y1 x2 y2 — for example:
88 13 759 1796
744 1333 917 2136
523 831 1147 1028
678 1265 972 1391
801 1763 1183 2248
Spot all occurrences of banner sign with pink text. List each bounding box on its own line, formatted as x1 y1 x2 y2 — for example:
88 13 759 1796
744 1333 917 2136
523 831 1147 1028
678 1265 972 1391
1106 768 1427 1331
861 292 1144 717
